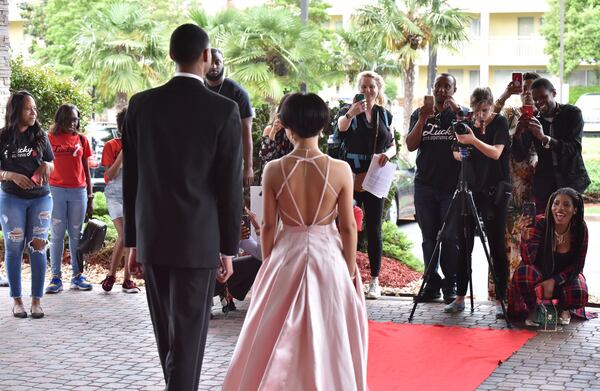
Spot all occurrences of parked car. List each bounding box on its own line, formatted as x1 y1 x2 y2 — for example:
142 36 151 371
326 134 415 223
575 93 600 134
84 122 118 192
387 154 416 224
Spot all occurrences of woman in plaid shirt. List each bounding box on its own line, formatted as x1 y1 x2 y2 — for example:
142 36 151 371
508 187 589 326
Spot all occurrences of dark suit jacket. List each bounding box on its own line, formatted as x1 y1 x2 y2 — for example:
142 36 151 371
123 76 243 268
512 103 590 193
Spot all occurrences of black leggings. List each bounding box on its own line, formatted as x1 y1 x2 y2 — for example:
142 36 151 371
354 191 384 277
456 191 509 299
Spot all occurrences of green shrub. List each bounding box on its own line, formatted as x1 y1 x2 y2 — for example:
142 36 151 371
91 191 117 243
569 85 600 105
10 57 93 130
585 159 600 197
92 191 109 217
381 221 423 272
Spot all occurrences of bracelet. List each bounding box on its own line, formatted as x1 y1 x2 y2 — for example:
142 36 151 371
345 112 353 120
87 194 95 199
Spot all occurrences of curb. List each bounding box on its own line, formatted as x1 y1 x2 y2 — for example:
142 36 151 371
585 214 600 222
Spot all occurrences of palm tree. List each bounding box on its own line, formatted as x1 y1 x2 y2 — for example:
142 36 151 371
75 3 169 110
190 6 336 107
354 0 469 132
425 0 471 93
334 28 402 81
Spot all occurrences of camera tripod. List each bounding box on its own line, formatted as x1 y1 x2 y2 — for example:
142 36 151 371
408 157 511 328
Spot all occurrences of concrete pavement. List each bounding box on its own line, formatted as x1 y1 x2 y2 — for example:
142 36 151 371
0 283 599 390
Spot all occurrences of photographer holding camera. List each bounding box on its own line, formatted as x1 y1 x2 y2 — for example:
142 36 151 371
444 87 510 318
407 73 465 304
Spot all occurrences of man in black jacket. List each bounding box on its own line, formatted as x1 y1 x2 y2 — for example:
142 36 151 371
512 78 590 213
123 24 242 391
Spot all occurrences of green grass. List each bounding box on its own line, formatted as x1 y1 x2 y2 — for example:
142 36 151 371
586 206 600 215
569 86 600 105
583 136 600 161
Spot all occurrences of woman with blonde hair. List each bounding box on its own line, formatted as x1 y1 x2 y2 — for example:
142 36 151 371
336 70 396 299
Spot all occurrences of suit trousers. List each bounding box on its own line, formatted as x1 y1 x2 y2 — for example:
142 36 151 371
143 264 217 391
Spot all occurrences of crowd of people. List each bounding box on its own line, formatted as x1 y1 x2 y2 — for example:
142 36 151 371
0 21 594 391
407 71 591 325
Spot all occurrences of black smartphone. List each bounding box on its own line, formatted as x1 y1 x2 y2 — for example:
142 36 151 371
522 201 536 226
241 214 251 239
354 93 365 102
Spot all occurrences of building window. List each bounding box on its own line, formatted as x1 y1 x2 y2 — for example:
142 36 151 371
469 70 480 89
448 69 464 87
470 18 480 37
568 71 586 86
518 17 534 37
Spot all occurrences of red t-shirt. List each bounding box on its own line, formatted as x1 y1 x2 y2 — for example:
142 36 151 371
49 132 92 188
101 138 122 184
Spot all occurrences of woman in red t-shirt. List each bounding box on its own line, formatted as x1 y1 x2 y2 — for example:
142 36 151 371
99 108 138 293
45 104 94 293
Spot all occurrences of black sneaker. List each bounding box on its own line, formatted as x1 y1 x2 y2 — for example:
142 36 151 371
413 290 442 303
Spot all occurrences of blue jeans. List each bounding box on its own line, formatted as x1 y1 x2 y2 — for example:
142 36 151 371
0 190 52 298
49 186 87 277
414 182 458 294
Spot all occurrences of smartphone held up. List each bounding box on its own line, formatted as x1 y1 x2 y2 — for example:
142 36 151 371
512 72 523 93
423 95 434 112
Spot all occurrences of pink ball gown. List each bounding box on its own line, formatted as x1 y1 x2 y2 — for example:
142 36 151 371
222 155 369 391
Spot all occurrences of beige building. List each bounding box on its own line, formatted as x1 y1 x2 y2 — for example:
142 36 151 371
8 0 596 105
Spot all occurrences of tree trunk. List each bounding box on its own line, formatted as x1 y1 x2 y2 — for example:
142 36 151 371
116 92 128 111
426 44 438 95
403 59 415 135
0 0 10 128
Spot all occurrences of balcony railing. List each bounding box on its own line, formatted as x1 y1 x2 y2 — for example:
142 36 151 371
418 36 548 66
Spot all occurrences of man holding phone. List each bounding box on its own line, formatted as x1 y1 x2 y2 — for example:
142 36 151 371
512 78 590 214
406 73 465 304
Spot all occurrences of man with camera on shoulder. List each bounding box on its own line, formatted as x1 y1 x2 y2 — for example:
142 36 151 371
407 73 465 304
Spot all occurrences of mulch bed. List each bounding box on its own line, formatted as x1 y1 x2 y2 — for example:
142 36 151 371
357 251 422 288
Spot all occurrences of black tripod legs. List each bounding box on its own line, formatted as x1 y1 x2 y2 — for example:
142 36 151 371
464 191 512 328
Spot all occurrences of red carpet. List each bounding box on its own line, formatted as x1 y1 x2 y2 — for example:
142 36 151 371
367 321 535 391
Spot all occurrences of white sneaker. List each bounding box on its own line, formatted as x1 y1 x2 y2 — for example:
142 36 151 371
366 278 381 299
0 275 8 287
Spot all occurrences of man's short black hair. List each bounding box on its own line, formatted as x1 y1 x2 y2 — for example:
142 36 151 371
531 77 556 92
523 72 540 81
279 93 330 139
436 73 457 88
169 24 209 64
211 48 224 58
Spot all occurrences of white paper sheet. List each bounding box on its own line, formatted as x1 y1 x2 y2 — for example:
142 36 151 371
361 155 397 198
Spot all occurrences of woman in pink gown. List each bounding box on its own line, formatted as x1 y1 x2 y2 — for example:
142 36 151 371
222 93 368 391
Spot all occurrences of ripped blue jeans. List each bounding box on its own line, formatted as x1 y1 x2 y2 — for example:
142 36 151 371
49 186 87 277
0 190 52 298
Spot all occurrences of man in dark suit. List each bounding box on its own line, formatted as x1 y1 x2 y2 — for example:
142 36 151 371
123 24 242 391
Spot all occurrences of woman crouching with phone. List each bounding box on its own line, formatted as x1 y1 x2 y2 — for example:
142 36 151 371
336 71 396 300
445 87 511 318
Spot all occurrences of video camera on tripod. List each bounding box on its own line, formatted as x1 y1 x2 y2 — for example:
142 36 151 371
451 109 474 159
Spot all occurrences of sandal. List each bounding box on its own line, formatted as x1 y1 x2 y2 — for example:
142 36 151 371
12 304 27 319
558 310 570 325
31 304 44 319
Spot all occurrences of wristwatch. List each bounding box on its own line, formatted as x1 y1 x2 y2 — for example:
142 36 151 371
542 135 552 149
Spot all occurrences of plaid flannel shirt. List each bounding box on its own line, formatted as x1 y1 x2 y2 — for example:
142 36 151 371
521 216 588 286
